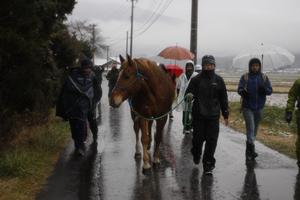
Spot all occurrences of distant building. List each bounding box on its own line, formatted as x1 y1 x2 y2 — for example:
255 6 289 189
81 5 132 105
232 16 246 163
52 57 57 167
95 57 120 71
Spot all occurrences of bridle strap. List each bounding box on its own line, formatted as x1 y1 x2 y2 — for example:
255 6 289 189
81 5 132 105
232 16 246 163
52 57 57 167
114 59 147 91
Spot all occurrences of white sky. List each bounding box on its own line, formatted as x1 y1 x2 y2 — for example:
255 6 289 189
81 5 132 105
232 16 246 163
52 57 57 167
69 0 300 58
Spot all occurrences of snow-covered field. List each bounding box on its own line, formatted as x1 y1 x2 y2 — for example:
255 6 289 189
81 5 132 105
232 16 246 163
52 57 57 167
228 92 288 107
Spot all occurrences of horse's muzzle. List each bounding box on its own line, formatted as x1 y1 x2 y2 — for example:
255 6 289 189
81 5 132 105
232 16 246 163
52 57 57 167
109 92 124 108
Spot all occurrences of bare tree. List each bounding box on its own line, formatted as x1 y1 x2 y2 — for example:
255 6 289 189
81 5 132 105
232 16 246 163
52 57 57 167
68 20 106 57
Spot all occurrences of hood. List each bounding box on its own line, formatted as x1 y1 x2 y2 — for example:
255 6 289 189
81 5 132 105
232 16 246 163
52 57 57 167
248 58 261 73
185 60 195 72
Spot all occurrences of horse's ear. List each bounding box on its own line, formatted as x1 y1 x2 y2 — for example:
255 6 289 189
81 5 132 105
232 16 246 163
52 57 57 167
119 55 125 64
126 54 133 66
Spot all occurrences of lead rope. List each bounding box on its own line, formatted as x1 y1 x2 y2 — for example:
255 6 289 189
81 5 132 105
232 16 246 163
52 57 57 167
128 95 193 122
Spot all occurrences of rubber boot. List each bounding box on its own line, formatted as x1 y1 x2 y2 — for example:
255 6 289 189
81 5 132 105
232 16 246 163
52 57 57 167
251 143 258 159
246 142 253 161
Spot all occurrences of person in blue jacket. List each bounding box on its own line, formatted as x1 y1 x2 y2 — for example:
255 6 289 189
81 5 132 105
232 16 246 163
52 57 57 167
237 58 272 161
56 59 102 156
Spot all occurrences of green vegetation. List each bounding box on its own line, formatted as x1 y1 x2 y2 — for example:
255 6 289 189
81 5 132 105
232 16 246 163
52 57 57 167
228 102 297 158
0 117 69 199
0 1 104 143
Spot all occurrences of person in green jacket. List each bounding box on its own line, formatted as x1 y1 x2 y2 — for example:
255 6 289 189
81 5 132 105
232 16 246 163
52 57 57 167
285 79 300 168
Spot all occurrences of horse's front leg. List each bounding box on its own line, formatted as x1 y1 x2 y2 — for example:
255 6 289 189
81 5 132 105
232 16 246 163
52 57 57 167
153 116 167 165
133 117 141 159
140 119 151 173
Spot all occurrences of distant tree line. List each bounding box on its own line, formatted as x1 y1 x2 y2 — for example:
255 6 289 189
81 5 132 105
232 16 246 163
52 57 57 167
0 1 104 142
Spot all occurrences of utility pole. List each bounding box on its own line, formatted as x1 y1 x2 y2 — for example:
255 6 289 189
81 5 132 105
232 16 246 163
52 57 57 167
91 24 96 65
190 0 198 64
103 45 109 71
129 0 137 57
126 31 129 56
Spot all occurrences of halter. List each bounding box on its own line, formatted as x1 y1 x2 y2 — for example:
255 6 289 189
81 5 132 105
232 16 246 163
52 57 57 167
114 59 147 91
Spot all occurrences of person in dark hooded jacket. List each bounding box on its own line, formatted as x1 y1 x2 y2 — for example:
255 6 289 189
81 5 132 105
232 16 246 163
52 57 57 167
237 58 272 161
106 64 119 98
185 55 229 175
56 59 102 156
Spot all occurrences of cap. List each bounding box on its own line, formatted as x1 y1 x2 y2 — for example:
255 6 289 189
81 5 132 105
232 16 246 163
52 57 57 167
201 55 215 65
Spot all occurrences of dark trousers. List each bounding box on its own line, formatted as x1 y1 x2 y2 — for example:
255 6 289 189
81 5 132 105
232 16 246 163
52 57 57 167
88 110 98 140
192 118 219 168
69 119 87 149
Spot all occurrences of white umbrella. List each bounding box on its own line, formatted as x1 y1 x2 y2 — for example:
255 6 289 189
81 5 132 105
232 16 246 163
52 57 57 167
232 44 295 71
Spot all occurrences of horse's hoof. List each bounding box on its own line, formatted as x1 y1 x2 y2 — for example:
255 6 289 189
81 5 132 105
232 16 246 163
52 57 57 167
134 153 142 159
152 162 160 171
142 168 152 176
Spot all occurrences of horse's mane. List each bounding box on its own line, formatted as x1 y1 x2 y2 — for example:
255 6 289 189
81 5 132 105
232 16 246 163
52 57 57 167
133 58 173 98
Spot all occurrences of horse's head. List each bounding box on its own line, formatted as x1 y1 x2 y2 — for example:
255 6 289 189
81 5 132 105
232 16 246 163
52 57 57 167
109 54 145 108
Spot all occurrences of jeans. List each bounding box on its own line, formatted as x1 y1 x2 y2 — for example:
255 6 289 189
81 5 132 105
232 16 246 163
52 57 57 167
243 108 262 144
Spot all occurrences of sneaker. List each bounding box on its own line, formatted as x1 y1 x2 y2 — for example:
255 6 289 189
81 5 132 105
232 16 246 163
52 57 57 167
204 168 213 175
203 163 215 175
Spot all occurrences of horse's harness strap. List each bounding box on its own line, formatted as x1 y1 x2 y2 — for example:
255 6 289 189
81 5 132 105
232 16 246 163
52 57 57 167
114 60 147 91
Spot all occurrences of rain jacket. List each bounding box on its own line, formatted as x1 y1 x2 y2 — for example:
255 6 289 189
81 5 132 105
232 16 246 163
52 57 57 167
185 70 229 119
106 67 119 88
237 59 273 111
56 69 102 121
176 61 198 112
286 79 300 115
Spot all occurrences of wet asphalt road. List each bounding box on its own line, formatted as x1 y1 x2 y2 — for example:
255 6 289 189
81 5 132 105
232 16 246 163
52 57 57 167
38 82 299 200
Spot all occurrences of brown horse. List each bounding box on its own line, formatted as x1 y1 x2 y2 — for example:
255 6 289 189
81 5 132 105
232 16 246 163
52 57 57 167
109 55 175 173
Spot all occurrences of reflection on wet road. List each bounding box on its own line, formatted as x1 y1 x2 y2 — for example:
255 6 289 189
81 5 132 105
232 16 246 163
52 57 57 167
38 83 299 200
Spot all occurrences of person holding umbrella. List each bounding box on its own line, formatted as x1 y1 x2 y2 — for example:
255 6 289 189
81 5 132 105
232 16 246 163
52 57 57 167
176 60 198 134
237 58 272 162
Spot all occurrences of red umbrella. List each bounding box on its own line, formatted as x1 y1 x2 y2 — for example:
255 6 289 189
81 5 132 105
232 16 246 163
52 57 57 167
158 46 195 60
165 64 183 78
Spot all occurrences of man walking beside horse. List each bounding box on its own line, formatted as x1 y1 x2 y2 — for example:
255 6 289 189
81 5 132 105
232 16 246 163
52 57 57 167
185 55 229 175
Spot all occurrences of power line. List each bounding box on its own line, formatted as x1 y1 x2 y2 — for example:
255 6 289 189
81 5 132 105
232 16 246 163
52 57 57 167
105 0 174 47
134 0 174 37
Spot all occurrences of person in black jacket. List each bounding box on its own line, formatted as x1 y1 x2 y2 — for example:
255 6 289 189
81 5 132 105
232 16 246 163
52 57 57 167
56 59 102 156
106 64 119 98
185 55 229 175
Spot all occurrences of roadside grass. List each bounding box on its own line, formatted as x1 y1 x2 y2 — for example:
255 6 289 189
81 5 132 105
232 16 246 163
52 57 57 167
0 116 69 200
227 102 297 159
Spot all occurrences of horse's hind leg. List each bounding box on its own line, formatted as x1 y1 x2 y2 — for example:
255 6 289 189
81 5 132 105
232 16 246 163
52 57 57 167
153 116 167 164
133 117 142 159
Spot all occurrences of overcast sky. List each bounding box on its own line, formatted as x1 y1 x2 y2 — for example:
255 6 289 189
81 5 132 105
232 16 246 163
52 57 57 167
69 0 300 58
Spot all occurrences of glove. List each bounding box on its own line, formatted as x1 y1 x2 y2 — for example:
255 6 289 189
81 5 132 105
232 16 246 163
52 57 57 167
258 86 266 95
240 89 248 98
285 111 292 124
185 93 194 102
